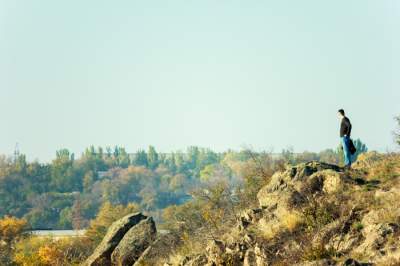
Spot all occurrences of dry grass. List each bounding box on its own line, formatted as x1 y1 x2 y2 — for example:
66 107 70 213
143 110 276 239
256 209 303 240
167 231 206 265
372 189 400 224
257 218 283 240
302 243 336 261
362 153 400 182
281 210 303 232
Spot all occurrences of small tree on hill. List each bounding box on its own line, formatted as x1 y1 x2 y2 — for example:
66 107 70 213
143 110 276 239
353 138 368 160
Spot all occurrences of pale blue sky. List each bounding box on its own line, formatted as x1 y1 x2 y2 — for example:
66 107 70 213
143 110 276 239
1 1 399 162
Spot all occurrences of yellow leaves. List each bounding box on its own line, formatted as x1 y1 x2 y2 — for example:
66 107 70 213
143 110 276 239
38 245 62 264
281 210 303 232
13 237 50 266
13 236 92 265
0 215 27 243
201 207 224 229
199 165 214 182
13 252 42 266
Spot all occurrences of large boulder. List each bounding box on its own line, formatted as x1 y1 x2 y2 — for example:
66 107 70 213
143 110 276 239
351 188 400 263
288 161 342 181
133 232 180 266
257 162 346 209
257 185 304 210
84 212 147 266
111 217 157 266
301 169 346 194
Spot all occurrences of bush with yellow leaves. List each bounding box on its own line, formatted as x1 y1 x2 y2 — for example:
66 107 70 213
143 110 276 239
13 236 92 266
0 216 27 265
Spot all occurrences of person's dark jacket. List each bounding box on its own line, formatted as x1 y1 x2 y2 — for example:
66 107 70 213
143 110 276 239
340 117 352 137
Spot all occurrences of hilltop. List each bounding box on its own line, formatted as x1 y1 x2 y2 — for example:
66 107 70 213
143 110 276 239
86 152 400 265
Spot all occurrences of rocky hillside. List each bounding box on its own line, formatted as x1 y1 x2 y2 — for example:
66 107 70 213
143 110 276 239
84 153 400 266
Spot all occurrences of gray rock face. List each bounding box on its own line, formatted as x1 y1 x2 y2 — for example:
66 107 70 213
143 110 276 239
111 217 157 266
84 212 147 266
257 161 346 209
133 232 180 266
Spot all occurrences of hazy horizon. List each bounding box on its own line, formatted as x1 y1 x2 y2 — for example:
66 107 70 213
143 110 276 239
1 1 399 162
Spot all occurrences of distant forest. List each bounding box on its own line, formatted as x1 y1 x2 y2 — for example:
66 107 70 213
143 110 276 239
0 142 367 230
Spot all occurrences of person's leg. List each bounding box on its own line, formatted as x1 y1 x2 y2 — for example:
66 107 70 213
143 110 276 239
341 136 351 166
348 141 353 166
346 137 353 166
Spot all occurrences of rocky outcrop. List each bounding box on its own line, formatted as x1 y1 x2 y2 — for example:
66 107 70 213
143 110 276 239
111 217 157 266
94 159 400 266
84 213 159 266
176 162 355 266
182 160 399 265
84 212 147 266
257 162 346 210
352 211 399 262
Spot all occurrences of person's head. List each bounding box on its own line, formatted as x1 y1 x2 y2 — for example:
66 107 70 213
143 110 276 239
338 109 345 119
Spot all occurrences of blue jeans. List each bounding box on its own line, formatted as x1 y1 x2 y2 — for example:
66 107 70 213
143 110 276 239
341 136 352 166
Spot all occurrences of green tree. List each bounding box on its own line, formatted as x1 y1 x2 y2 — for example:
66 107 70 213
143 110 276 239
353 138 368 160
116 147 130 168
14 154 27 175
83 171 95 192
26 162 51 194
80 146 107 173
58 207 72 229
0 174 28 217
165 153 177 173
174 152 187 174
187 146 200 170
134 149 148 167
147 146 159 170
50 149 79 192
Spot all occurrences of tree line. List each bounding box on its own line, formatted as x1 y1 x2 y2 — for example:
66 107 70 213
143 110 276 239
0 141 367 231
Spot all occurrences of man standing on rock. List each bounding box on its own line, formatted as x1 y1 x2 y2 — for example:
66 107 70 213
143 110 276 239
338 109 352 168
